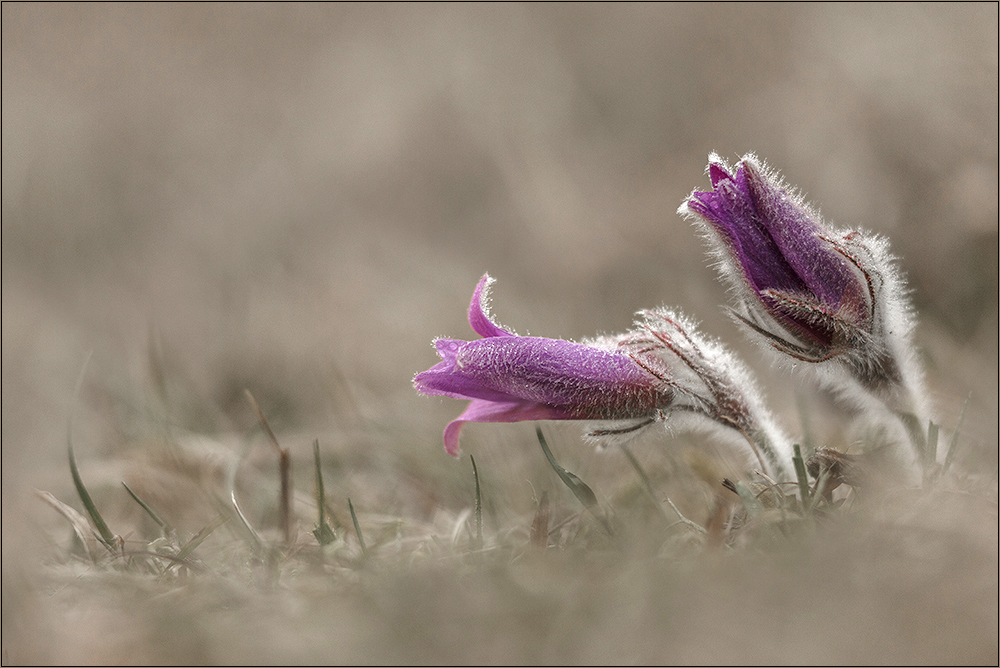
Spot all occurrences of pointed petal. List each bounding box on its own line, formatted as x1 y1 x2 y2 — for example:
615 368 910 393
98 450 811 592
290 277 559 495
442 399 572 456
468 274 513 338
709 162 732 187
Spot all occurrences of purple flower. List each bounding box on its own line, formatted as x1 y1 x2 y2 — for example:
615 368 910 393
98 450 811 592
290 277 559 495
680 154 901 391
414 274 674 456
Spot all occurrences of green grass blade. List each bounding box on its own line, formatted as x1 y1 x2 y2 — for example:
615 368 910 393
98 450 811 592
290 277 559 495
792 444 811 509
348 497 366 555
122 481 171 534
65 351 115 550
245 390 292 546
536 427 596 507
470 455 483 550
535 427 610 534
314 439 325 526
68 444 116 550
312 440 335 546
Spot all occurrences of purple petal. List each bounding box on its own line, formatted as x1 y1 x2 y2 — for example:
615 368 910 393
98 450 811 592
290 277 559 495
719 164 808 296
445 336 666 415
468 274 513 338
690 158 862 312
709 162 732 187
442 399 572 457
414 339 528 403
741 161 856 308
685 154 875 351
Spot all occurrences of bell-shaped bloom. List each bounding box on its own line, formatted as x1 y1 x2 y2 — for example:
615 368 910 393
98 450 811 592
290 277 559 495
414 274 794 479
679 154 911 396
414 275 674 457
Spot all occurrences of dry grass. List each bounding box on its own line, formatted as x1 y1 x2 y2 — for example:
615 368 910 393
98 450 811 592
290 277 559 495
3 4 997 665
11 414 999 665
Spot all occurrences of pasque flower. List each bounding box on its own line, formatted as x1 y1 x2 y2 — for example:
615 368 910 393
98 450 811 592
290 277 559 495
414 274 674 457
415 274 793 478
679 154 928 422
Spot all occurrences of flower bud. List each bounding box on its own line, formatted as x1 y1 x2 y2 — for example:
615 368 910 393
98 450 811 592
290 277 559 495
680 154 917 404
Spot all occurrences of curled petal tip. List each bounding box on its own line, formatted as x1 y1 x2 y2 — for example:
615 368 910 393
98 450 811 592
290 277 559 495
468 273 513 338
443 419 464 457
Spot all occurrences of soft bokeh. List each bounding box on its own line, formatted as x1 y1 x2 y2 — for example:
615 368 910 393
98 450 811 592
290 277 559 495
3 4 997 664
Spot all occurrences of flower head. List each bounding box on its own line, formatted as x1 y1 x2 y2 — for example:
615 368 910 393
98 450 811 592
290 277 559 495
414 274 793 478
679 154 909 398
414 274 673 456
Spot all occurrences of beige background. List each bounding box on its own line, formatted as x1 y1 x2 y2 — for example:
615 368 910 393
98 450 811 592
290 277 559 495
3 4 997 664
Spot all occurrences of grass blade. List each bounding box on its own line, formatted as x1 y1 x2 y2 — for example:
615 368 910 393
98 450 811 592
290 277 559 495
314 440 325 525
64 351 115 551
68 444 116 550
230 489 263 550
128 551 205 574
36 490 99 560
172 514 228 565
664 497 707 535
807 470 830 513
313 439 336 546
470 455 483 550
535 427 610 534
122 481 172 534
245 389 293 546
792 444 811 509
348 497 366 555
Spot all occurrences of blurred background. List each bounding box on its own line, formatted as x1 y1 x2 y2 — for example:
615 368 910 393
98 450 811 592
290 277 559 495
3 3 997 663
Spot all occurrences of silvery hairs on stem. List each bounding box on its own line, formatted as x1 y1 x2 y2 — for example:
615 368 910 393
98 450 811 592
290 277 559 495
414 274 793 479
593 307 794 479
679 153 931 465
